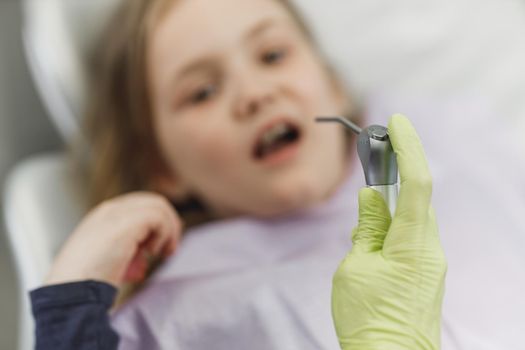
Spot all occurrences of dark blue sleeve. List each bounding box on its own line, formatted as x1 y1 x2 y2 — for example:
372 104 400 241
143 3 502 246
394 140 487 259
30 280 120 350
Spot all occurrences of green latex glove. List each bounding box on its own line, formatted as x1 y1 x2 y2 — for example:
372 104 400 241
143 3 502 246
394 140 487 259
332 114 447 350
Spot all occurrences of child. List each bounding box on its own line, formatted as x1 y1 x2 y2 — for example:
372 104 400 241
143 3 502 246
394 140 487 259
40 0 443 349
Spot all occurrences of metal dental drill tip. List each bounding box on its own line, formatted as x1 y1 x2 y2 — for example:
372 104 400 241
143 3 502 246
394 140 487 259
315 116 363 134
316 116 399 216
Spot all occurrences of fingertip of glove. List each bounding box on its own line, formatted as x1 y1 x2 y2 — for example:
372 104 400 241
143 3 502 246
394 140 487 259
358 187 391 222
358 187 382 203
388 113 409 130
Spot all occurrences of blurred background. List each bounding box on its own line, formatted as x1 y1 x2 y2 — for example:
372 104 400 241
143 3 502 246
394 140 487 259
0 1 62 349
0 0 524 349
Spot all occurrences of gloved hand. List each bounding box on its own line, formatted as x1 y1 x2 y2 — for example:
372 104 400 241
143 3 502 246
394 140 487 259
332 114 447 350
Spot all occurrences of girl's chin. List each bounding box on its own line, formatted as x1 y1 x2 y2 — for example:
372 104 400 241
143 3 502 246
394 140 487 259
208 168 346 219
258 183 325 216
269 168 348 213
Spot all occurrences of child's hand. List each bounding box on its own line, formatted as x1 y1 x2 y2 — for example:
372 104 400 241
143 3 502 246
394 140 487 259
45 192 182 288
331 115 447 350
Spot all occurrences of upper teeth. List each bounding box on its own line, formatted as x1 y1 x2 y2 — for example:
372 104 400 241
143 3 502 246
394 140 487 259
262 123 290 146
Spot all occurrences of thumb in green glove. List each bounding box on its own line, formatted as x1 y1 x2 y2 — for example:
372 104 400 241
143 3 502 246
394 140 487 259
332 114 447 350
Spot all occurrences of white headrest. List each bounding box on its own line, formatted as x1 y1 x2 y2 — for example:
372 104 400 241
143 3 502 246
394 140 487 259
22 0 122 141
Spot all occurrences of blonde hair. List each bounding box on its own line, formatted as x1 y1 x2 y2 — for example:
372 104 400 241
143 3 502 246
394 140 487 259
81 0 359 224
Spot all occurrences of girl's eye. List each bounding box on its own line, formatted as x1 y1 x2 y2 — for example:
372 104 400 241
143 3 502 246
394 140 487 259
189 84 217 105
261 48 287 65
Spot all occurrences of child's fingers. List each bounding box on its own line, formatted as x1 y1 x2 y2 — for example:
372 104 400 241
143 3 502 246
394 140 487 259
147 202 182 256
123 248 148 282
118 194 182 256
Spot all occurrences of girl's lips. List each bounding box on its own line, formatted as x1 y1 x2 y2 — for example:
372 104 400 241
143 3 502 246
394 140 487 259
251 116 303 166
255 137 302 167
252 116 302 150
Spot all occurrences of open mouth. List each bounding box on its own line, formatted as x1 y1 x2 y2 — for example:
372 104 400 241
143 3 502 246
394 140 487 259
253 121 302 161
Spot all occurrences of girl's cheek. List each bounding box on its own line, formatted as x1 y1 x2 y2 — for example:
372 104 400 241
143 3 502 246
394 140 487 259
287 60 337 109
193 130 240 167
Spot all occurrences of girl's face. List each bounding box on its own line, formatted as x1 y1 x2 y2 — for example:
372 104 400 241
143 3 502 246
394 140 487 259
148 0 350 218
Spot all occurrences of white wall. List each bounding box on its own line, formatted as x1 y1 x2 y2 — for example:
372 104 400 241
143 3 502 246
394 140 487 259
0 1 62 349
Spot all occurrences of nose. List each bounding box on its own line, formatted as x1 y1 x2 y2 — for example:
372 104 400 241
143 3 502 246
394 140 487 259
233 71 277 121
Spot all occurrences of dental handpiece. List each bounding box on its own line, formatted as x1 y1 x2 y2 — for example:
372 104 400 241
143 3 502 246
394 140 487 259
316 116 398 216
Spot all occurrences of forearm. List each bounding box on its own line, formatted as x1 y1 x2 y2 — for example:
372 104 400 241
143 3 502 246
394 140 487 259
30 280 120 350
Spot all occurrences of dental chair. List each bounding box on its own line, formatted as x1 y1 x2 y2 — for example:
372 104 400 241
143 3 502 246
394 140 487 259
4 0 525 349
3 1 120 349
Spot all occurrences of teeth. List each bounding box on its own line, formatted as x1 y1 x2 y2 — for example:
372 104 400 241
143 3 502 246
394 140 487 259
262 123 289 147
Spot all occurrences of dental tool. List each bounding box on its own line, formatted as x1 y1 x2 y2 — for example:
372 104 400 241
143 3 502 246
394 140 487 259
316 116 398 216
